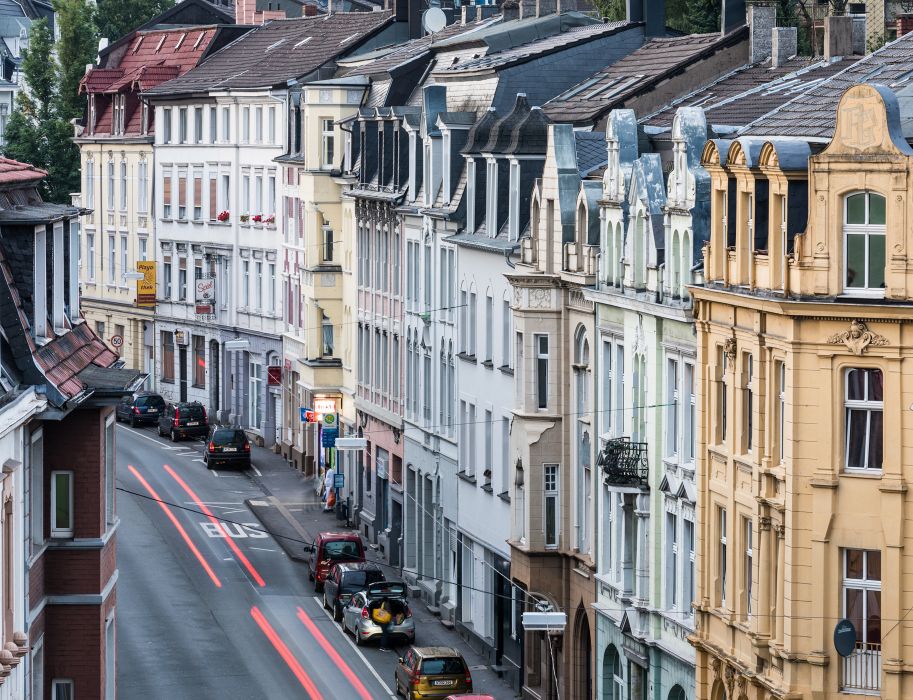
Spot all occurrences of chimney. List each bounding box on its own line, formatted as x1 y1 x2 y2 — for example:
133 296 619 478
644 0 664 37
536 0 557 17
303 3 317 15
771 26 797 68
502 0 519 21
461 4 471 24
825 15 854 60
625 0 643 24
518 0 536 19
721 0 746 35
898 13 913 38
748 2 775 63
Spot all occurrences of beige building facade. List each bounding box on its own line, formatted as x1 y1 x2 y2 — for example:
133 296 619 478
691 83 913 699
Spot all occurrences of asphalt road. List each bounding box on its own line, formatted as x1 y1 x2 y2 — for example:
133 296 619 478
115 422 402 700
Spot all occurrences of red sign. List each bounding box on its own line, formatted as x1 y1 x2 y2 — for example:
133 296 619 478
267 366 282 386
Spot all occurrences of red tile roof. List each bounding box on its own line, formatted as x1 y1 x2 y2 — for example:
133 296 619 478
0 157 48 184
35 322 119 400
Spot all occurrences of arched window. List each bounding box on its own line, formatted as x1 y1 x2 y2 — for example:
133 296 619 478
844 191 886 294
614 222 623 287
602 645 623 699
681 229 692 297
670 230 681 298
633 213 646 289
669 684 688 700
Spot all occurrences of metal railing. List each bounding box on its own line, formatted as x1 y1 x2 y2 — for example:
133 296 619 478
842 644 881 694
596 437 649 488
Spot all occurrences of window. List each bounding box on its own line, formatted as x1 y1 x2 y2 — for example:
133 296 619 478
844 191 886 293
602 339 613 435
106 161 114 210
209 106 217 143
544 464 558 548
119 235 127 283
52 679 74 700
684 363 695 463
269 263 276 310
161 331 174 382
323 225 333 262
193 169 202 220
162 167 172 218
139 236 147 262
267 173 276 217
222 106 230 141
178 169 187 219
50 471 73 538
322 118 335 167
29 429 44 550
107 234 115 283
86 232 95 280
666 358 679 457
666 511 678 609
501 416 510 490
31 638 43 700
85 160 94 209
484 410 493 483
684 518 695 617
194 107 203 143
163 256 172 299
179 107 187 143
254 106 263 143
502 299 511 368
845 368 883 471
255 173 263 215
248 362 263 428
743 517 753 619
242 174 250 215
718 507 727 607
193 335 205 387
535 334 548 409
843 549 882 689
163 107 172 143
105 614 115 699
178 258 187 300
255 261 263 309
242 106 250 142
468 291 477 355
719 348 728 444
243 261 250 307
268 105 276 143
777 361 786 463
119 160 127 210
137 161 148 213
744 353 753 453
484 294 493 362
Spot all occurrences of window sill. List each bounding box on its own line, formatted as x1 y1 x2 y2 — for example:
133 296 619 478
160 379 175 384
481 483 493 493
841 469 883 479
481 360 494 369
456 352 477 364
498 365 514 376
497 490 511 504
456 470 476 484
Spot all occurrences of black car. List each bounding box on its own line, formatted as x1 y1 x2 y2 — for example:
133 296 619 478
204 427 251 470
115 392 165 426
157 401 209 441
322 562 385 622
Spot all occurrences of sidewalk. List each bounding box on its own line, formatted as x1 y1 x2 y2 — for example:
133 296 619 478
245 444 518 699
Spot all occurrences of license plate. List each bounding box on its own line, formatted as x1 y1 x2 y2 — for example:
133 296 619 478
223 447 237 452
186 421 199 426
147 408 158 413
432 680 454 687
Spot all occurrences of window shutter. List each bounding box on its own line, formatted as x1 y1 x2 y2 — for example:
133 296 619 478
209 178 217 220
193 176 202 209
163 176 171 203
178 176 187 207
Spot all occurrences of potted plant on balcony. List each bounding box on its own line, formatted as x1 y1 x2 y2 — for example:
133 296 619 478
217 210 230 222
264 214 276 225
252 214 263 224
240 214 249 223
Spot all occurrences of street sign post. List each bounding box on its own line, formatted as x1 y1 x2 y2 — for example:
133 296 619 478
110 335 124 349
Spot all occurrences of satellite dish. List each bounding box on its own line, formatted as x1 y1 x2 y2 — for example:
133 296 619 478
422 7 447 34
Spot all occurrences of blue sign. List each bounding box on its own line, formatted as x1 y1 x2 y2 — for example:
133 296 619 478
321 427 339 448
334 472 345 489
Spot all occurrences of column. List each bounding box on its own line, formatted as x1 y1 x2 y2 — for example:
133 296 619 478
634 492 650 606
774 524 785 645
757 516 773 640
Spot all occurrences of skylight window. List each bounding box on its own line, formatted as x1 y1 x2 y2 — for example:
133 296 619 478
132 36 144 54
588 74 642 100
193 31 205 50
557 76 602 101
294 37 312 49
174 33 187 51
155 35 166 52
339 33 360 45
266 37 288 52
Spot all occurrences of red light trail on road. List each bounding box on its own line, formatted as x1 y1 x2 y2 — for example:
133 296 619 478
296 606 374 700
127 465 222 588
251 606 324 699
163 464 266 587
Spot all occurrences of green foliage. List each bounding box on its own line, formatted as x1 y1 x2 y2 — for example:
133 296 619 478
96 0 174 43
54 0 98 121
592 0 625 21
664 0 722 34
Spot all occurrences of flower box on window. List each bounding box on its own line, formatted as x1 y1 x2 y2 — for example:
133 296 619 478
264 214 276 225
252 214 262 223
217 210 230 222
240 214 249 223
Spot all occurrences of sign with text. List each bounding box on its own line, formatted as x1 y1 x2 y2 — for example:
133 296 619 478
136 260 156 307
321 427 338 448
314 398 337 414
195 276 216 316
267 366 282 386
300 408 317 423
321 412 337 429
334 472 344 489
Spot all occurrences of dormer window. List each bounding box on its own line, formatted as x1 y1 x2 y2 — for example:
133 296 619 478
844 191 885 295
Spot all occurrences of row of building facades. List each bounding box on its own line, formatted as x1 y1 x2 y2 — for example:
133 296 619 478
72 0 913 698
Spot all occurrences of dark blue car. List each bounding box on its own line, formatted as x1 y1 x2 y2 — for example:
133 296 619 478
115 392 165 427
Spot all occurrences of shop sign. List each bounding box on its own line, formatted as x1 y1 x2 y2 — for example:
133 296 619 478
136 260 156 307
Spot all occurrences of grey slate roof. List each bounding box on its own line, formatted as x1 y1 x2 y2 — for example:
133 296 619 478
145 11 393 95
0 1 26 18
575 131 607 177
744 31 913 139
645 55 857 131
543 27 749 125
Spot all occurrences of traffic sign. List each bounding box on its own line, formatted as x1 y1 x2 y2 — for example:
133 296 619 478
334 473 345 489
110 334 124 348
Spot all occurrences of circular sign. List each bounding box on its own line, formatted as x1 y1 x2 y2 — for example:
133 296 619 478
323 413 337 427
834 618 857 657
422 7 446 33
110 335 124 348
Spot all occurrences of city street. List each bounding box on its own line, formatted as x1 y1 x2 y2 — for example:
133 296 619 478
114 422 513 700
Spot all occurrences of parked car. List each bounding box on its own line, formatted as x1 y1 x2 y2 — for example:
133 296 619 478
204 427 251 470
323 562 385 621
115 392 165 427
444 696 496 700
342 581 414 646
394 646 472 699
305 532 365 591
157 401 209 441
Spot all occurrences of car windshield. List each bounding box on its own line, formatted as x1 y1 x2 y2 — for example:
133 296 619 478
420 657 465 675
340 570 382 592
135 396 164 408
212 429 246 446
180 405 206 420
324 540 361 560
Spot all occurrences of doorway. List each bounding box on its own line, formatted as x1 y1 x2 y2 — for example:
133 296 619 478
210 340 220 412
178 346 188 402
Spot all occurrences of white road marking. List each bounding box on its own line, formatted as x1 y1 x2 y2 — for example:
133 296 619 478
211 470 220 478
193 459 206 464
312 596 396 699
248 546 275 552
250 464 262 477
199 522 269 539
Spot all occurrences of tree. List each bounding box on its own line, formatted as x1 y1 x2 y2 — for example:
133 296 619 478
592 0 625 21
54 0 98 122
96 0 174 43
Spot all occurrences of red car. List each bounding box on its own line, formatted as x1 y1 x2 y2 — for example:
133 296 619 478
305 531 365 591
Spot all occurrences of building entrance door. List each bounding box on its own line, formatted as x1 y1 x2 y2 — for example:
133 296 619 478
179 347 188 402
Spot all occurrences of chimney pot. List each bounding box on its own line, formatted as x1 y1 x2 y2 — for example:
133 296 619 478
771 26 797 68
898 13 913 38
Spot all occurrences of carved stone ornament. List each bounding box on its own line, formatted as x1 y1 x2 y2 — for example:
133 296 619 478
723 337 736 362
724 664 736 695
529 288 550 309
827 320 889 356
710 657 722 678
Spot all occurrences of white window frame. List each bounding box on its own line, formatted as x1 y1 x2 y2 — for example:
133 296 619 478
50 471 74 538
744 517 753 619
321 118 335 168
544 463 559 549
535 334 548 410
719 506 727 608
844 367 884 472
843 191 886 297
53 679 75 700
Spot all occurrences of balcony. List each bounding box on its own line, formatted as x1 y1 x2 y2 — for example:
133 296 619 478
597 437 649 488
842 644 881 694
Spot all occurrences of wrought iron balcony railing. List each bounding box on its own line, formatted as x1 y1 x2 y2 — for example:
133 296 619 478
842 643 881 694
597 437 649 488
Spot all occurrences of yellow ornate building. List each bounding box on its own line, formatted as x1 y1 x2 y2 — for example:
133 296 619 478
691 83 913 699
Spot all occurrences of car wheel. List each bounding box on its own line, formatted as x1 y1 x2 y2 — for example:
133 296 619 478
170 428 179 442
394 678 402 698
354 629 363 646
333 603 342 623
322 592 329 611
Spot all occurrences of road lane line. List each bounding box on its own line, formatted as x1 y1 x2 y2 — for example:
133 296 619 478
127 465 222 588
250 464 262 477
164 465 266 588
296 606 374 700
312 596 396 698
250 606 324 700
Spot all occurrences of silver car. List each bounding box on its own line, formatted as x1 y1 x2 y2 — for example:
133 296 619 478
341 581 415 646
